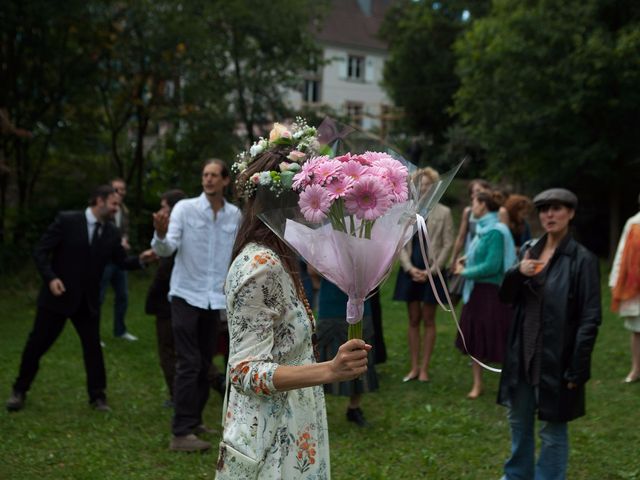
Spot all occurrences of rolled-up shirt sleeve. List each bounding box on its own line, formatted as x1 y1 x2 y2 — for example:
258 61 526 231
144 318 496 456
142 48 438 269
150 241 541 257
227 253 286 397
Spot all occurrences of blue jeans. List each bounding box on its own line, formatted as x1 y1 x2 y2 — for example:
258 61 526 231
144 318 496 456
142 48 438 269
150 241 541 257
503 381 568 480
99 263 129 337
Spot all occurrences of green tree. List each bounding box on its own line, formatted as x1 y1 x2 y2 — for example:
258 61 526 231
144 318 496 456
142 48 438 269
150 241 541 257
0 0 96 243
88 0 205 212
380 0 490 166
453 0 640 254
201 0 327 142
0 0 329 266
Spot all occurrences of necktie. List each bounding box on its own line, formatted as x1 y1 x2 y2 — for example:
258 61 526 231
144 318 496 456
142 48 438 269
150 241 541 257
92 222 102 245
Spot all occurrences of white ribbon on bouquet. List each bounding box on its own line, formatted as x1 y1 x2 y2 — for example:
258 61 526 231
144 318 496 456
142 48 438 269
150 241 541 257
415 214 502 374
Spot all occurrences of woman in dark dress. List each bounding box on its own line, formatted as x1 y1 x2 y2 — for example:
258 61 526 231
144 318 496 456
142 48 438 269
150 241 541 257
393 168 453 383
453 191 516 399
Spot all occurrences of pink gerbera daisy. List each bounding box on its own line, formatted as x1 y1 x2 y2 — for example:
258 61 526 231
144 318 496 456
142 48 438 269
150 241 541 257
369 165 390 179
334 153 353 163
292 157 322 190
361 151 394 165
369 164 409 204
388 174 409 203
312 159 342 185
299 184 332 223
386 166 409 202
368 157 409 203
341 160 367 181
326 176 354 199
352 154 373 166
344 175 393 221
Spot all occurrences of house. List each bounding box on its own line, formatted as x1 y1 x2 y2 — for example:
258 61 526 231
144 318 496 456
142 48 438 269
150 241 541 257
289 0 395 132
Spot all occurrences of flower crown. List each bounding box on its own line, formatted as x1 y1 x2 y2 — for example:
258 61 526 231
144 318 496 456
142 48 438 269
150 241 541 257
233 117 323 198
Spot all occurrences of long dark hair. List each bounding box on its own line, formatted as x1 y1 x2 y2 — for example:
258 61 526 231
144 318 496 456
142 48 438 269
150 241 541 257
231 145 301 284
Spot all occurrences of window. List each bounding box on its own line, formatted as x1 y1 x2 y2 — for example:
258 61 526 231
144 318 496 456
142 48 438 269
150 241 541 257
345 102 364 127
302 79 321 103
347 55 365 81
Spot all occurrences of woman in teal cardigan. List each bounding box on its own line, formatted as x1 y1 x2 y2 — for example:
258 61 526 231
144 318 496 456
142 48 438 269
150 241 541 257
453 191 516 399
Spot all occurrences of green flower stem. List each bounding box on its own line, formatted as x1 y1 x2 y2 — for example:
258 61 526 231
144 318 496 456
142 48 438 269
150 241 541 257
348 321 363 340
333 199 347 232
364 220 374 239
328 201 346 233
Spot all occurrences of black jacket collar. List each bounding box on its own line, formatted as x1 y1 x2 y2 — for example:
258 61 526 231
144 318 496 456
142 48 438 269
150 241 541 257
527 232 575 259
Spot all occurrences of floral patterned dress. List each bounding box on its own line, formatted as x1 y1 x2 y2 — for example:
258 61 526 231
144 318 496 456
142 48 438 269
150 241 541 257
216 243 330 479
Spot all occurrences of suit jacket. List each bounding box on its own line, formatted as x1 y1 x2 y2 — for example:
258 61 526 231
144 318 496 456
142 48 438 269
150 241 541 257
399 203 454 273
33 210 141 316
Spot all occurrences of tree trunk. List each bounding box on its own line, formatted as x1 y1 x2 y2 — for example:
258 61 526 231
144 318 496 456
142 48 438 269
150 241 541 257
0 169 7 244
127 111 148 249
13 141 29 244
609 187 621 263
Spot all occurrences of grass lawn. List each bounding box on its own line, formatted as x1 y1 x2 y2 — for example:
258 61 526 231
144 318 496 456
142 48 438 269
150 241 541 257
0 263 638 479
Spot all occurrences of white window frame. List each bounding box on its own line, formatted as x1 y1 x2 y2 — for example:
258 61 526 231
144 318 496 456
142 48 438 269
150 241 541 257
347 55 365 82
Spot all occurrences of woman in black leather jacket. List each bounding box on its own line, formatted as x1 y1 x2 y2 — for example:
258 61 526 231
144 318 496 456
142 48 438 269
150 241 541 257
497 188 601 480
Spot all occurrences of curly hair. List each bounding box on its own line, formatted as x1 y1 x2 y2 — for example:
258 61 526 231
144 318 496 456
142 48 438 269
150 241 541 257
504 194 533 236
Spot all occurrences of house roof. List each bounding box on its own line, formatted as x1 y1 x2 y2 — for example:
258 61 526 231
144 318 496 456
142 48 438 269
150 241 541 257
315 0 392 51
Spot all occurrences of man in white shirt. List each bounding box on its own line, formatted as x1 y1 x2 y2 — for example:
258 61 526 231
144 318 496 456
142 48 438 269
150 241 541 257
152 159 241 452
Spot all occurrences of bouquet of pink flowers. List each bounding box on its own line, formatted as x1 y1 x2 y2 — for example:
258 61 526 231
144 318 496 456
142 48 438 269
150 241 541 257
294 152 409 234
254 118 460 340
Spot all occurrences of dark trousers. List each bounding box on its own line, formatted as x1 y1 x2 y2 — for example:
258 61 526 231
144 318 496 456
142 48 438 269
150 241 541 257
155 315 176 399
156 314 227 402
171 297 219 436
99 262 129 337
13 297 107 403
370 290 387 364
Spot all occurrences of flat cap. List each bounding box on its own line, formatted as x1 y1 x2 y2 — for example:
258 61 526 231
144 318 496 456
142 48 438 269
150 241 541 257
533 188 578 209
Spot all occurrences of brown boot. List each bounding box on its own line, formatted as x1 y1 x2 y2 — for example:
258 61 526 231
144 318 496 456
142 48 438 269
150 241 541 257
169 434 211 452
194 424 217 435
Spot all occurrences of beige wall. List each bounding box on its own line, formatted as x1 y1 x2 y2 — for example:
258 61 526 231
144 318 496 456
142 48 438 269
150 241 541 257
288 43 391 130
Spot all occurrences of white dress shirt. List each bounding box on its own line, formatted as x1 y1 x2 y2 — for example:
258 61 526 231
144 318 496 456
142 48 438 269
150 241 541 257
85 207 99 243
151 193 242 310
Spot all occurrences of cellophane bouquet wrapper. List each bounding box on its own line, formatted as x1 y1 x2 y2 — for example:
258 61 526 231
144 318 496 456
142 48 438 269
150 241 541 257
258 117 461 339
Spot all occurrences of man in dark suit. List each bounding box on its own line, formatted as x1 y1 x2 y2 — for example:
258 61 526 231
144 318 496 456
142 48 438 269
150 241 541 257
6 185 151 412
